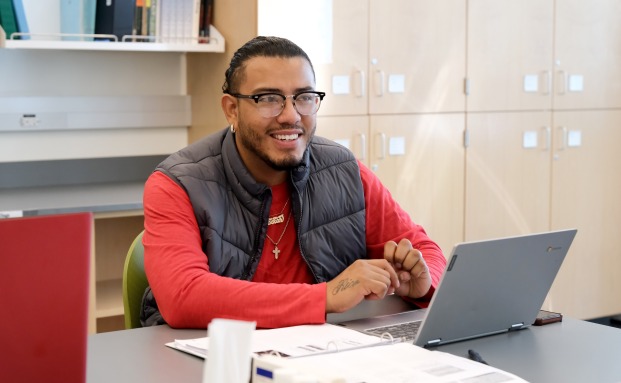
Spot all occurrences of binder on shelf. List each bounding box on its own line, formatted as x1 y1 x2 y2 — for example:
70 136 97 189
0 0 19 39
142 0 149 36
20 0 61 41
190 0 200 42
199 0 212 42
94 0 135 41
11 0 29 39
60 0 96 41
148 0 158 39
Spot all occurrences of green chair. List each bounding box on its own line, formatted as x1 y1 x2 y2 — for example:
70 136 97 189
122 230 148 329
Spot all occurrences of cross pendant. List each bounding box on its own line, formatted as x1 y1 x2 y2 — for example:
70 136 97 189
272 246 281 260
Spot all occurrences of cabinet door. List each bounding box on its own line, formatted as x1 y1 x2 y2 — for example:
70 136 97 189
316 116 370 167
467 0 554 112
548 110 621 319
553 0 621 109
369 0 466 114
369 114 465 256
465 112 552 241
258 0 369 116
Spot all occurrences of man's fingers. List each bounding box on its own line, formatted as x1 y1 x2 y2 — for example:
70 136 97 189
383 240 398 264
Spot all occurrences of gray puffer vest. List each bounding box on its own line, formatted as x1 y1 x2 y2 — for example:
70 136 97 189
140 128 366 326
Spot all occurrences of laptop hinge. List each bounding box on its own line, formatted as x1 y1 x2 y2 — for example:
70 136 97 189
425 339 442 347
509 322 525 331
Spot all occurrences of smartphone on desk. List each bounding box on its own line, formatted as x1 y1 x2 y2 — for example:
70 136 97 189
533 310 562 326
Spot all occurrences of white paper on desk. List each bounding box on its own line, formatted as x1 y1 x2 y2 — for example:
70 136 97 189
167 323 387 359
264 342 529 383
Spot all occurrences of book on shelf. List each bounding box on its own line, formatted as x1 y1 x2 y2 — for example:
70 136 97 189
0 0 19 39
60 0 96 41
21 0 61 40
3 0 219 47
94 0 135 41
199 0 213 43
148 0 158 39
11 0 29 39
132 0 143 39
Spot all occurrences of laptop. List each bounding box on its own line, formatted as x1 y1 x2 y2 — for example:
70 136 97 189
0 212 92 383
337 229 577 348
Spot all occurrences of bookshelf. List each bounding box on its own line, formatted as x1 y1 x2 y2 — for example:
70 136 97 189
1 12 226 333
1 25 225 53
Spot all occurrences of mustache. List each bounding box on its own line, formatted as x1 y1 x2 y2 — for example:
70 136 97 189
268 123 306 133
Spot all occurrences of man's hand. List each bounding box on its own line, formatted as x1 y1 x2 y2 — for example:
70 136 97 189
383 238 431 299
325 259 400 313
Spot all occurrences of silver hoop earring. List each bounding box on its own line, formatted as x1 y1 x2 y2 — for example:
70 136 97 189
230 124 236 133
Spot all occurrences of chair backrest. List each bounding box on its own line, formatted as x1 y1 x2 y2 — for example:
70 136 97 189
122 230 148 329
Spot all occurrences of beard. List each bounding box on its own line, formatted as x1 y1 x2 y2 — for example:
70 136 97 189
236 122 316 171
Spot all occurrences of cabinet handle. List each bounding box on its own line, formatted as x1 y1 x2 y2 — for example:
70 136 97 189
541 70 551 95
376 132 386 159
354 70 366 98
558 126 567 150
357 133 366 160
557 70 567 95
374 70 385 97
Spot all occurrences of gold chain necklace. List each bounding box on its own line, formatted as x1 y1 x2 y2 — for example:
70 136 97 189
265 212 292 260
268 198 289 225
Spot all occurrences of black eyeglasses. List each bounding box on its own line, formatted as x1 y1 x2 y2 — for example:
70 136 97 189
229 91 326 118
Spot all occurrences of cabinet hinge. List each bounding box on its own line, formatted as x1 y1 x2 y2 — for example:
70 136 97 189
464 78 470 96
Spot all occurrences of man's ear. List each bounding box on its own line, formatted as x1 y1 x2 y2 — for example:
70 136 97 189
221 94 238 126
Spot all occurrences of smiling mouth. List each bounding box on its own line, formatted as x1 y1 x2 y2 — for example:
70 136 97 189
273 133 299 141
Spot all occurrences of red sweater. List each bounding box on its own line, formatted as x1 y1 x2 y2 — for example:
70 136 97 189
143 161 446 329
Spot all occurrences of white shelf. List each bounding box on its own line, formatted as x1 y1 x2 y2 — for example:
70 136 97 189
2 26 225 53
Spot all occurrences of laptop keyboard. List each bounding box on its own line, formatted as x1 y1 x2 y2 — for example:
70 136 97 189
364 320 422 342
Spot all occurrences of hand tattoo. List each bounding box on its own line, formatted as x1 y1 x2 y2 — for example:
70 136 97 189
331 278 360 295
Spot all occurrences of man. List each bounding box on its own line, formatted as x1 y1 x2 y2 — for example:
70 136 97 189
141 36 446 328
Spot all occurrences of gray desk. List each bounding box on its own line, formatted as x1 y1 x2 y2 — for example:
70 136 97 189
88 301 621 383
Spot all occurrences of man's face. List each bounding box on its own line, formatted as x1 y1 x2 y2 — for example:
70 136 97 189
230 56 318 180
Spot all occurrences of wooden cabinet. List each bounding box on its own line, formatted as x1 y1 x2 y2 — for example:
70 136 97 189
467 0 621 112
549 110 621 318
464 1 621 319
553 0 621 110
465 109 621 319
368 0 466 114
467 0 555 112
368 114 465 255
464 111 552 240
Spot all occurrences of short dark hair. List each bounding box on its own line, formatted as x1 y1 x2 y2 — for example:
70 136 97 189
222 36 316 94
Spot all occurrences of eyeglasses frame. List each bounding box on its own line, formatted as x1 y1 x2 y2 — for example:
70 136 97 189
228 91 326 117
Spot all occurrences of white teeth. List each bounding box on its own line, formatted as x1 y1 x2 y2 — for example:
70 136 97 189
274 134 298 141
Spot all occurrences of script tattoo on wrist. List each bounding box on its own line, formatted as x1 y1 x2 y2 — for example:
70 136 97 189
331 278 360 295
